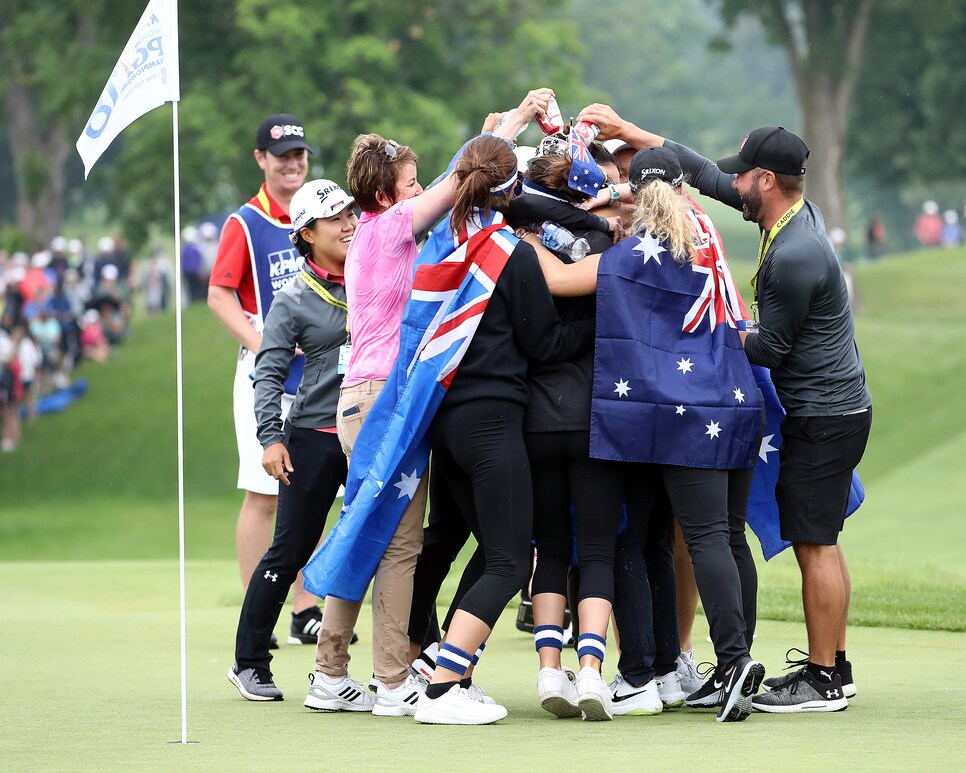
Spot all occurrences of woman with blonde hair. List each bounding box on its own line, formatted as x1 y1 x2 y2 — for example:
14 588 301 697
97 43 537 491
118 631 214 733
590 147 764 723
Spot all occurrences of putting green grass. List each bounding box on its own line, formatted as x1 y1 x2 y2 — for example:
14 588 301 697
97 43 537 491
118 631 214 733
3 561 965 772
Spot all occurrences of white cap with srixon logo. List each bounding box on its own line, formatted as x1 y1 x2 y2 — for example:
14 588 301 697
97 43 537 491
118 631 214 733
289 179 355 232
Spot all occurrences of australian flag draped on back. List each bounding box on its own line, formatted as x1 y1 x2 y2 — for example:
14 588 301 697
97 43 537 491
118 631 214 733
591 205 762 469
301 210 518 602
591 199 864 559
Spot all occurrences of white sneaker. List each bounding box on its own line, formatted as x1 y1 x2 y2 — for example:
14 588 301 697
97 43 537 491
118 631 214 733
413 684 508 725
466 681 496 705
372 674 426 717
536 667 581 718
655 670 687 708
608 673 662 716
575 666 614 721
303 671 375 712
676 650 705 695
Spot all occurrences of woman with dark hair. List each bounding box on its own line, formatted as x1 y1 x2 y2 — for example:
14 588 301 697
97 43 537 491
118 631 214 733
411 134 593 725
228 179 357 702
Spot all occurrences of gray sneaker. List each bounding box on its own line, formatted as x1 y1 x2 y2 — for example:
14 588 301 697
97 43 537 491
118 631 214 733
228 664 283 701
753 669 848 714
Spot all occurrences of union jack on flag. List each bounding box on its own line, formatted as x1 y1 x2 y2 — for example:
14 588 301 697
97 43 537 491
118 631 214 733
302 209 517 602
568 123 606 197
682 201 744 333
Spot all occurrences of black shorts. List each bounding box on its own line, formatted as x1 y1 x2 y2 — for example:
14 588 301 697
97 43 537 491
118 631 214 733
776 409 872 545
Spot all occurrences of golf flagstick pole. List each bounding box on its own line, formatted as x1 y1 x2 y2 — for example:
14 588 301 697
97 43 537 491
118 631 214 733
171 95 189 747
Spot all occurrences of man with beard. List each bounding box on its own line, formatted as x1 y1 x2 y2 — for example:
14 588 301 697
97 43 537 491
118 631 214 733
575 105 872 716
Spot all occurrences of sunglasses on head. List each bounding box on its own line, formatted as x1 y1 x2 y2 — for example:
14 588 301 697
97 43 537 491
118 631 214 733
383 139 400 160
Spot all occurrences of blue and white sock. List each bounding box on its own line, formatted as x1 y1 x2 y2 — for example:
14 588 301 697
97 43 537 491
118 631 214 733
435 642 473 676
534 624 565 652
577 633 606 663
471 643 486 665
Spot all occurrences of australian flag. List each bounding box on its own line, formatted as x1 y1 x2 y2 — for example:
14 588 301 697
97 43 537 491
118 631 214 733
591 208 762 469
568 121 605 197
301 211 518 602
746 361 866 559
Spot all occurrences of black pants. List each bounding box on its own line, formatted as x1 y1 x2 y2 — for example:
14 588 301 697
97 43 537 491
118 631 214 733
407 457 480 648
614 481 680 685
528 430 624 604
430 399 532 629
234 425 346 670
615 463 757 674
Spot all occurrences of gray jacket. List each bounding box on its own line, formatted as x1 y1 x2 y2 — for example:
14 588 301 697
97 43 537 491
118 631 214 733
665 140 871 416
253 265 348 448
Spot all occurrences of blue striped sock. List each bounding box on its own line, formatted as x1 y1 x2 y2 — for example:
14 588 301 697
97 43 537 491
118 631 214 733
471 643 486 665
577 633 606 662
435 643 473 676
534 625 565 652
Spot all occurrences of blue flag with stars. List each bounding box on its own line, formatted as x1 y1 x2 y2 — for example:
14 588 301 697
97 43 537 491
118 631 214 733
568 122 606 197
591 224 762 469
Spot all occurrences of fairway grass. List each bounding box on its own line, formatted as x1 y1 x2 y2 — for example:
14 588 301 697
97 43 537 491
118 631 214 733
4 561 965 772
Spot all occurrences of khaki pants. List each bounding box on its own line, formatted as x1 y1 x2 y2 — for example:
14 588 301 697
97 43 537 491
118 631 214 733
314 380 427 684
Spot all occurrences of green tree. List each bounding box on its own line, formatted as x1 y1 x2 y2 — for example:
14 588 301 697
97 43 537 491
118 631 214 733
0 1 130 248
710 0 876 231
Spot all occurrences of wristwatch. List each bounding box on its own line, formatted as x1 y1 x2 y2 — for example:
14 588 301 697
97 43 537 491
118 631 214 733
607 183 620 205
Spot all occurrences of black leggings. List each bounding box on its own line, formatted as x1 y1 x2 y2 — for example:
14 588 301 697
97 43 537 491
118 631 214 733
235 425 346 670
527 430 624 604
430 399 532 629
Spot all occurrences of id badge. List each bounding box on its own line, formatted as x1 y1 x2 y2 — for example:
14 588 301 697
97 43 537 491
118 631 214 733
337 343 352 375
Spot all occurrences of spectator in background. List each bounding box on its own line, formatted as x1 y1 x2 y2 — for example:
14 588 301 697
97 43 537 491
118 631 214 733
0 330 22 452
865 216 885 260
11 325 39 421
29 306 61 396
198 221 219 283
80 309 111 363
50 237 70 280
914 201 943 247
91 264 128 345
831 227 861 312
941 210 963 248
141 248 172 315
180 226 206 304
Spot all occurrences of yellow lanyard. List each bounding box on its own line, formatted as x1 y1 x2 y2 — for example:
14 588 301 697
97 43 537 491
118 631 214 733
749 198 804 321
256 187 285 226
300 269 348 312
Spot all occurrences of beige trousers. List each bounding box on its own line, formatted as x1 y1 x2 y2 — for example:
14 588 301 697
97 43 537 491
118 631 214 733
314 380 427 684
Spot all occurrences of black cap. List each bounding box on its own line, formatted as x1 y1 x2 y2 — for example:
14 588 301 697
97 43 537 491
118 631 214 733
716 126 809 175
256 114 312 156
627 147 685 192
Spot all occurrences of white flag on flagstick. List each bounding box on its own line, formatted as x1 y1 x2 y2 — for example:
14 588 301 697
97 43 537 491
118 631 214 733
76 0 180 178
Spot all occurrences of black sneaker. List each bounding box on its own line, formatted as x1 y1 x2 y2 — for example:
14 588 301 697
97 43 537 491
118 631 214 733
753 668 848 714
764 648 856 698
288 606 359 645
516 599 534 633
717 656 765 722
228 663 283 701
685 663 724 708
289 606 324 644
269 634 279 650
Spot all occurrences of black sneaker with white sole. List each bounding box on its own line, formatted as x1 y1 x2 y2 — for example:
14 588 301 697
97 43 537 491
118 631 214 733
228 663 283 701
763 648 856 698
289 606 359 645
753 668 848 713
717 656 765 722
685 663 724 708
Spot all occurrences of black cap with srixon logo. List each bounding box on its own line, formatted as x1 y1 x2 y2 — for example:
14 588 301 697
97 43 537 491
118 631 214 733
256 114 312 156
716 126 809 176
628 147 685 192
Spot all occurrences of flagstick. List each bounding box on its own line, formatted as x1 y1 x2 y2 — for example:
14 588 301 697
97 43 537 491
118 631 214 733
171 97 189 745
